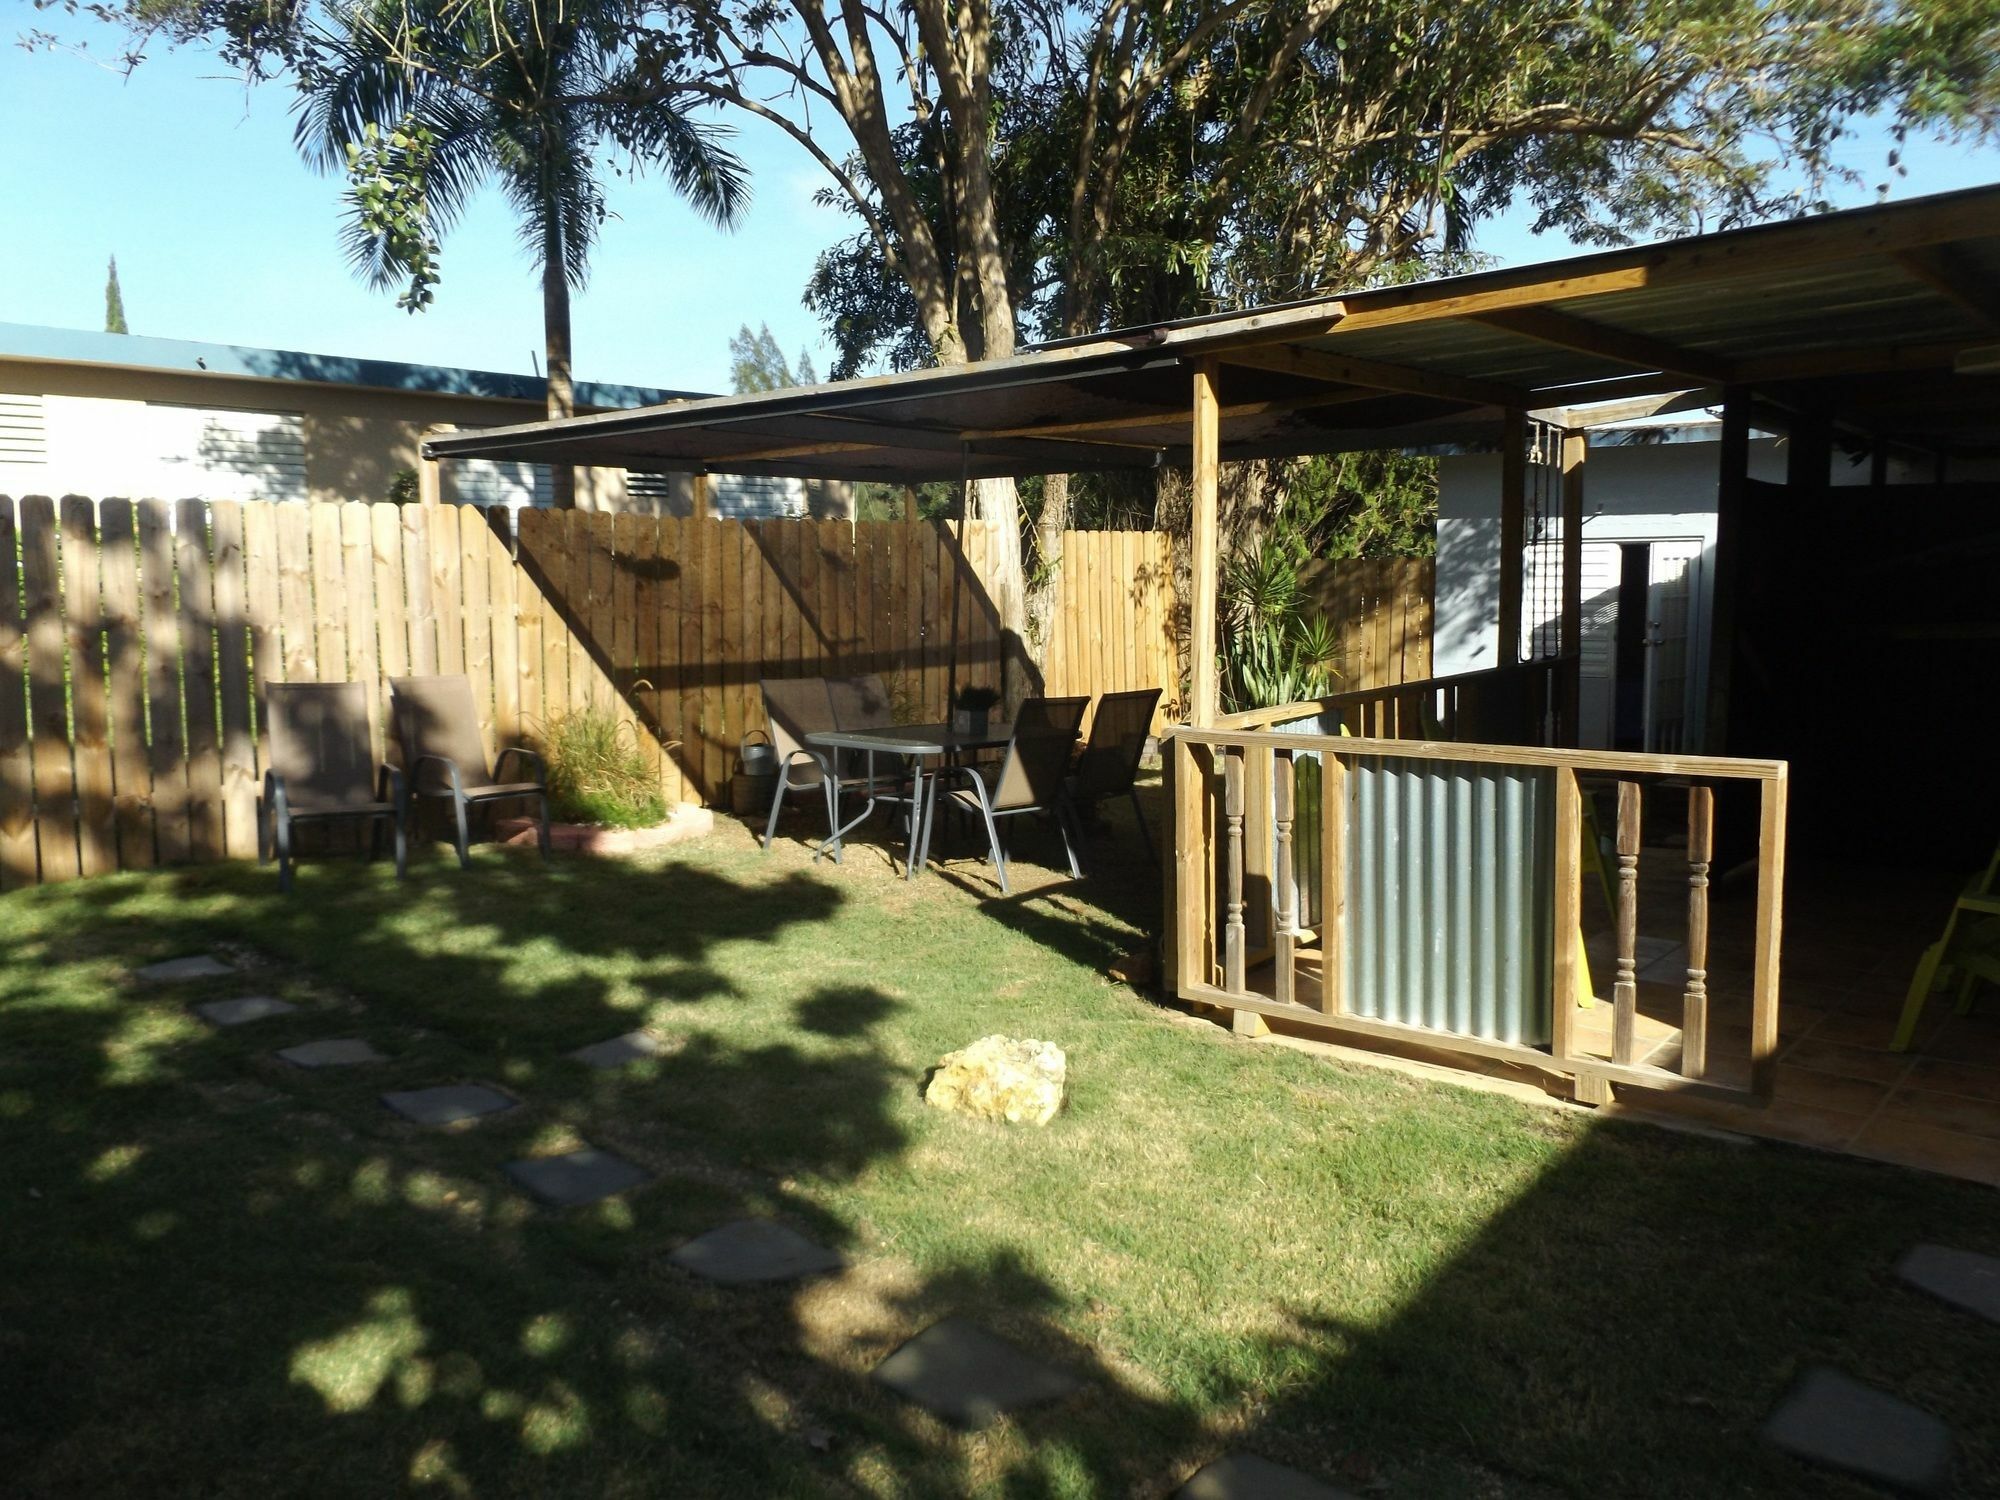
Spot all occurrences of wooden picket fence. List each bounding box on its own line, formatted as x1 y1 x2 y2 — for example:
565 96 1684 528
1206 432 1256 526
1303 555 1434 690
1040 529 1181 725
0 498 1185 887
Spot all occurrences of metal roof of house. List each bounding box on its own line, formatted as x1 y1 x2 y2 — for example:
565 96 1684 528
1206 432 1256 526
428 182 2000 481
0 322 698 411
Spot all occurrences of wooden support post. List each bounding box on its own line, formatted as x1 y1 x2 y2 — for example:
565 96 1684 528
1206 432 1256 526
1498 408 1526 668
690 473 712 522
1559 428 1585 747
418 425 452 506
1612 780 1642 1065
1552 765 1583 1064
1750 770 1787 1097
1682 783 1714 1080
1273 749 1296 1008
1704 386 1751 754
1318 751 1346 1016
1188 358 1223 724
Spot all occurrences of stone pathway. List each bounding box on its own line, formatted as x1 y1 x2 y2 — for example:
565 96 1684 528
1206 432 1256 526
1762 1366 1953 1495
871 1317 1081 1431
381 1084 516 1126
1175 1454 1357 1500
277 1039 386 1068
504 1147 651 1207
670 1218 845 1285
1896 1243 2000 1325
196 996 297 1027
141 951 1370 1492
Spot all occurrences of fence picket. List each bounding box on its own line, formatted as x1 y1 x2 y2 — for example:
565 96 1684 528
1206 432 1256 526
372 503 410 761
210 502 257 858
176 501 225 862
96 501 155 871
138 502 191 863
0 502 39 887
59 498 116 876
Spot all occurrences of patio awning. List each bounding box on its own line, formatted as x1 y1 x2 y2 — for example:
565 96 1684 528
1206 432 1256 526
427 183 2000 482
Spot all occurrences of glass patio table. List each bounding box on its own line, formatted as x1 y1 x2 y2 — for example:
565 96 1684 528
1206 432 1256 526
805 721 1015 879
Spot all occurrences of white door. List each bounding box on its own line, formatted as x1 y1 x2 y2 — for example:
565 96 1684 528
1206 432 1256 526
1522 541 1622 748
1642 540 1705 752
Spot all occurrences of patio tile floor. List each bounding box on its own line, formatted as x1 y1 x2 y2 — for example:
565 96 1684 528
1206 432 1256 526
669 1218 845 1284
1761 1366 1953 1495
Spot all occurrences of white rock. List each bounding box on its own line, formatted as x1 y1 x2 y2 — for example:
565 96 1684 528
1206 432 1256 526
924 1035 1067 1127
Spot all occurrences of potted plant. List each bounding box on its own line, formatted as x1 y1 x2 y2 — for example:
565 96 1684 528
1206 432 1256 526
952 684 1002 737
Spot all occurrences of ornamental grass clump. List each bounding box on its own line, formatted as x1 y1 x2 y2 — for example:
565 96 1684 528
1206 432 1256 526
536 704 667 829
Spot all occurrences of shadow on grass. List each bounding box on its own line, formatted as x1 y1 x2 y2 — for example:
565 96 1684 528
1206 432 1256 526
3 839 1999 1498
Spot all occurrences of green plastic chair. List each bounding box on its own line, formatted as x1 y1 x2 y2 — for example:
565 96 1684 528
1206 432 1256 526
1892 841 2000 1051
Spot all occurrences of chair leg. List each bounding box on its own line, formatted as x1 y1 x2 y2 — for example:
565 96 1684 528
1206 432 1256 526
275 811 293 895
977 804 1009 895
1130 788 1158 864
1055 800 1084 880
451 794 472 870
763 776 788 851
392 809 407 881
824 778 843 865
1892 940 1948 1051
257 801 270 865
535 794 551 863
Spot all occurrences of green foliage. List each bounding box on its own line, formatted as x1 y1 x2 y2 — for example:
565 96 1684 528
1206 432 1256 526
1220 542 1339 713
726 323 815 393
536 703 667 828
386 467 419 505
103 253 128 335
1283 451 1439 561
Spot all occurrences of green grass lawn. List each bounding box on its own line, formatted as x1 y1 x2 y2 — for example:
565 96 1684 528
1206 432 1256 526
4 803 1999 1498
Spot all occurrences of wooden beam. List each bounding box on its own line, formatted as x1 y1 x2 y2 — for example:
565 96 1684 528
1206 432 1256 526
1497 409 1527 668
1894 246 2000 327
1703 387 1752 754
1560 427 1585 746
690 473 711 521
1188 358 1223 725
1471 307 1736 384
1219 342 1525 411
966 385 1384 444
717 439 881 463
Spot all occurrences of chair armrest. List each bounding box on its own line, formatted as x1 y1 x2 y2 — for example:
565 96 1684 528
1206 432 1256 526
377 763 409 812
264 769 289 821
411 754 466 798
494 746 545 786
938 761 996 813
781 747 832 787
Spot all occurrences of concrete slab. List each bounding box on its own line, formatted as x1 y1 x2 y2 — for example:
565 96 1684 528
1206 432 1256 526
569 1030 669 1070
277 1039 385 1069
137 955 236 983
1762 1366 1953 1495
1176 1454 1357 1500
504 1147 650 1207
669 1218 845 1285
195 996 297 1027
1896 1243 2000 1325
871 1318 1080 1430
380 1084 515 1126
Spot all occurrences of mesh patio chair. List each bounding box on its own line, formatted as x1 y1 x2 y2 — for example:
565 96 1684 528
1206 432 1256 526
258 681 407 894
935 695 1089 895
759 677 840 854
391 674 549 868
1066 687 1163 862
827 673 917 790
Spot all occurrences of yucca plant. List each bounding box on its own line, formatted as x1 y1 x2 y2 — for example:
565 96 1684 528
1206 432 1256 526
1220 541 1340 712
534 704 667 829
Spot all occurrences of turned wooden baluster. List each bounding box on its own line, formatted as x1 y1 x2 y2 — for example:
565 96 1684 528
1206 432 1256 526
1683 784 1714 1079
1224 748 1246 995
1273 750 1296 1007
1612 780 1642 1065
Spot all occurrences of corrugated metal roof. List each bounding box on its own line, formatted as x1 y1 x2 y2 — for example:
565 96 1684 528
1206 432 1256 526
430 183 2000 479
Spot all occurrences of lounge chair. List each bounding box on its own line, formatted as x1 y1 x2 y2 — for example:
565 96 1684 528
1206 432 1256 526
258 681 406 894
935 695 1089 895
1067 687 1162 862
390 674 550 867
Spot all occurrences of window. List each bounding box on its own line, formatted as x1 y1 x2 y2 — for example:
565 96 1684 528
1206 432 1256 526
454 458 555 509
0 393 47 466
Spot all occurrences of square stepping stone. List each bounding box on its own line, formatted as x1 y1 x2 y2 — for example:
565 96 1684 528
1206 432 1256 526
380 1084 515 1126
137 954 236 983
277 1039 385 1069
871 1318 1080 1430
195 995 297 1027
670 1218 845 1285
1762 1366 1952 1495
569 1030 669 1070
1176 1454 1356 1500
1897 1243 2000 1325
504 1147 649 1207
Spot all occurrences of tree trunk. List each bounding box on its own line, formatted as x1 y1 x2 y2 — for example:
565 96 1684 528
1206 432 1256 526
542 221 578 510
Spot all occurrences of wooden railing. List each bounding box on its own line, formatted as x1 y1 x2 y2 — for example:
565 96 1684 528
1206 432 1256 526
1219 658 1568 744
1167 725 1787 1103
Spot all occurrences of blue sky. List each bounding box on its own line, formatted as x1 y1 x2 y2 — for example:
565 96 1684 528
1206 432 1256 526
5 13 1999 395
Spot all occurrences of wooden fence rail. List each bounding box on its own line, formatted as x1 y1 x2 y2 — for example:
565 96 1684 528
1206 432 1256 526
1 498 1182 887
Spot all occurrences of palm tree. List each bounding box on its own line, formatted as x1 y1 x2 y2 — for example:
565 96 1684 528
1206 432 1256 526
296 1 748 505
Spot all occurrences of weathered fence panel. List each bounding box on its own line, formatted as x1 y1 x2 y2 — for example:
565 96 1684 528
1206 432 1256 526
1303 555 1434 691
1041 529 1180 728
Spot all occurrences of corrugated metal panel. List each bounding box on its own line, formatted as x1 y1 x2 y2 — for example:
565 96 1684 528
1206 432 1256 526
0 393 47 464
1341 755 1554 1045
